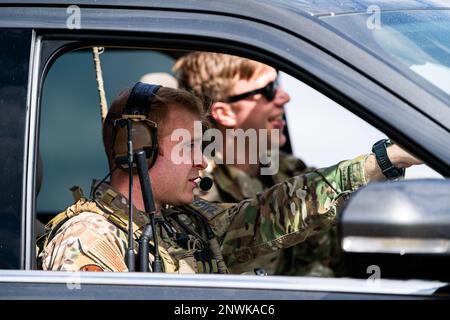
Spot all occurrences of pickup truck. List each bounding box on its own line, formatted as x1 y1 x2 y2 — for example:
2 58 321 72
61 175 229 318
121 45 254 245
0 0 449 300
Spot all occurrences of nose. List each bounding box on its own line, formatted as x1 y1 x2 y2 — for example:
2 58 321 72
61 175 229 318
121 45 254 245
194 154 208 170
274 87 290 107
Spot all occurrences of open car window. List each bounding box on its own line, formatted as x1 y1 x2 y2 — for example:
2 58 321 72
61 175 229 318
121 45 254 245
38 48 443 218
36 46 445 281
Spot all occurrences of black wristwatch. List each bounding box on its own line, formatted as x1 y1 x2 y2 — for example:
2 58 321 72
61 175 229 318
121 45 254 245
371 139 405 180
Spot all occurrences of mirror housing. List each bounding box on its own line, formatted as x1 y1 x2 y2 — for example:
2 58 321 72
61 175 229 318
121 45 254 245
339 179 450 281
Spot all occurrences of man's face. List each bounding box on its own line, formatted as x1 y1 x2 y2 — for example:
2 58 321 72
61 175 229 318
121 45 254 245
149 106 206 206
229 65 290 146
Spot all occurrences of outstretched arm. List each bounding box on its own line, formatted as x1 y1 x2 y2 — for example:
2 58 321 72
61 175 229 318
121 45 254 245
219 146 421 267
219 154 367 266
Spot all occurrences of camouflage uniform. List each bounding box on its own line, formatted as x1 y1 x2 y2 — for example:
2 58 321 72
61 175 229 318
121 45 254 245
198 151 343 276
37 155 367 273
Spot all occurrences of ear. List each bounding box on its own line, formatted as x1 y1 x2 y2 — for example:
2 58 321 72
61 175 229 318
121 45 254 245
210 102 237 127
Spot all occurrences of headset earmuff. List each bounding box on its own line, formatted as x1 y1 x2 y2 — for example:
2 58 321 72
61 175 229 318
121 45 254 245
111 82 162 169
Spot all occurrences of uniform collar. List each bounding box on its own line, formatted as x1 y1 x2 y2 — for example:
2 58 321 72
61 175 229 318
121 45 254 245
91 180 150 228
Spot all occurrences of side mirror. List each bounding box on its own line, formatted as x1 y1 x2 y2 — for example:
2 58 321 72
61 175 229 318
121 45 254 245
339 179 450 281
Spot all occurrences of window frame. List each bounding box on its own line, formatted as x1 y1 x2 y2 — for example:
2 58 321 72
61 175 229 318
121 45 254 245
19 6 449 289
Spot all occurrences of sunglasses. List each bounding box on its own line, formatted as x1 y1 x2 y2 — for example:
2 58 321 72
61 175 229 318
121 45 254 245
226 78 279 103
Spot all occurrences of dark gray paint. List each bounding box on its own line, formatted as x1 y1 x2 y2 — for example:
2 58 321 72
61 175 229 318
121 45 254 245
6 0 449 16
0 29 31 269
0 282 431 300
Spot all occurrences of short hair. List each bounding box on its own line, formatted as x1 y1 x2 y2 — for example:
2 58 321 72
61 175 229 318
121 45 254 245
103 86 207 167
173 52 265 107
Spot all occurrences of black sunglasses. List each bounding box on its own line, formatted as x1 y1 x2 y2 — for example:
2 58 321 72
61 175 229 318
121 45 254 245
226 78 279 103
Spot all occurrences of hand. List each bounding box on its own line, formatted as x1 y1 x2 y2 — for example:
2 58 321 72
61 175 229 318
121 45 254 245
364 144 423 182
386 144 423 168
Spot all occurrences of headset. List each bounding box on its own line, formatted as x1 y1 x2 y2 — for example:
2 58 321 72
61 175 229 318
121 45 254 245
107 82 162 272
110 82 161 170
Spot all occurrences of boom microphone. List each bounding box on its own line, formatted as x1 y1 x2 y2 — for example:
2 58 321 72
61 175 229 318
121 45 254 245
199 177 213 192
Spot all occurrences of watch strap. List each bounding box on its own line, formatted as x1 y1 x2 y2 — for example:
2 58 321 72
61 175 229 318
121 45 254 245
372 139 405 180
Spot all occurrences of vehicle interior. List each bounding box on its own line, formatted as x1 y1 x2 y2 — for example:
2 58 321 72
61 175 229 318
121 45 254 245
35 44 445 281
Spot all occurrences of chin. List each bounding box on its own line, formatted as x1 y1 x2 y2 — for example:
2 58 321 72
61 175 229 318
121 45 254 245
180 193 194 205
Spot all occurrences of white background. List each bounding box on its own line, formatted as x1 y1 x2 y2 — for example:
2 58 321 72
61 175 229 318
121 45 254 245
281 72 443 179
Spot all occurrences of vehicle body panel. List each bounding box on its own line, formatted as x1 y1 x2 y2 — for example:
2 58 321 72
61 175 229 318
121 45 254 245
0 271 448 300
0 29 32 270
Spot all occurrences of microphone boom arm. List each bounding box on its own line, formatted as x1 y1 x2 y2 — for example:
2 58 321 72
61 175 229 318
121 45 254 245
135 150 162 272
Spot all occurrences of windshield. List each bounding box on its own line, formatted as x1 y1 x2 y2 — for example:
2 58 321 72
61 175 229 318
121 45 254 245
321 10 450 98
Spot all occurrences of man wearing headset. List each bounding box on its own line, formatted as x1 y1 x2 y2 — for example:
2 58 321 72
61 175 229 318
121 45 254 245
37 82 421 273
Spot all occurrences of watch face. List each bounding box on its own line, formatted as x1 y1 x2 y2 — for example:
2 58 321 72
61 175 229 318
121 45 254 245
372 139 389 152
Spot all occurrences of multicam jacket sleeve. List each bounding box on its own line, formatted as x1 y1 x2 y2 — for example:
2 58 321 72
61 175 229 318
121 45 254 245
39 211 130 272
208 155 368 267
